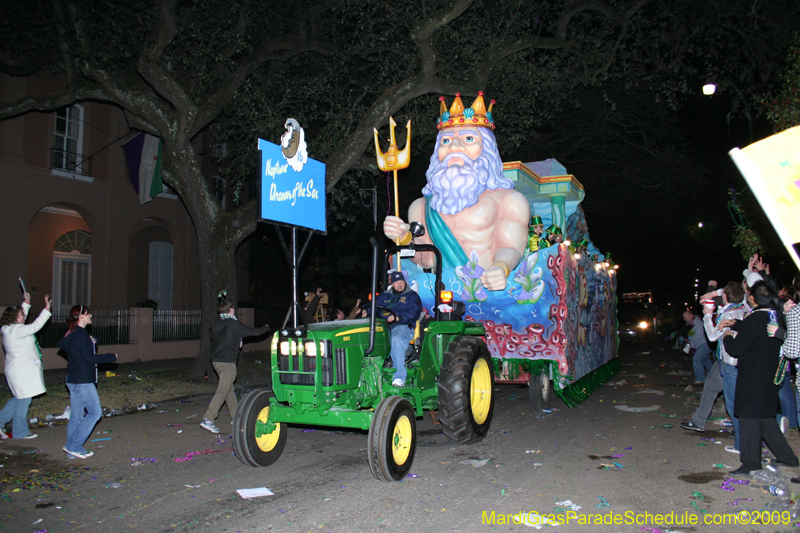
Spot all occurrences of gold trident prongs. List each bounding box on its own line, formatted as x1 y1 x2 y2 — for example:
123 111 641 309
374 117 412 268
374 117 411 172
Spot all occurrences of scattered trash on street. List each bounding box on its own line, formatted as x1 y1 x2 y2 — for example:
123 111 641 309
614 405 660 412
633 389 664 396
458 458 491 467
237 487 274 499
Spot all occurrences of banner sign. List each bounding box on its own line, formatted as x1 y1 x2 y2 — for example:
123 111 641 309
258 119 326 233
729 125 800 270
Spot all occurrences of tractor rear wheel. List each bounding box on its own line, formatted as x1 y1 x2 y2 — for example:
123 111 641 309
528 371 553 408
367 396 416 481
233 389 287 467
438 337 494 444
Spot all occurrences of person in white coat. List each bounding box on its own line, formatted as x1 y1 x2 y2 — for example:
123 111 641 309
0 293 51 439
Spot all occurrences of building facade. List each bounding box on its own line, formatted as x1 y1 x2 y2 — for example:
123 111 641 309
0 73 202 315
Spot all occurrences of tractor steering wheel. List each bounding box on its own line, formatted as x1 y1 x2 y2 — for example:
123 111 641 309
369 305 399 324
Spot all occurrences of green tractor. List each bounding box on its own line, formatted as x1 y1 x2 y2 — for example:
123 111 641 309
233 237 494 481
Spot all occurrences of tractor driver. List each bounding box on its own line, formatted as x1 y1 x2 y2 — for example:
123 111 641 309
368 272 422 387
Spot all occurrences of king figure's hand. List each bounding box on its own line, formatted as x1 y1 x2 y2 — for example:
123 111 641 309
480 266 508 291
384 216 409 241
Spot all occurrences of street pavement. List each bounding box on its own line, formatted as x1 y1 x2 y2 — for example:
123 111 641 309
3 341 799 532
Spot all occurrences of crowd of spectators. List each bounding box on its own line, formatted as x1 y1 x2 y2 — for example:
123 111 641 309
679 254 800 476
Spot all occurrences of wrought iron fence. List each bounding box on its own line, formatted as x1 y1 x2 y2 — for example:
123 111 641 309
37 309 137 348
153 310 202 342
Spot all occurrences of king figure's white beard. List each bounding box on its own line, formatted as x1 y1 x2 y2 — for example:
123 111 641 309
423 129 512 215
425 159 487 215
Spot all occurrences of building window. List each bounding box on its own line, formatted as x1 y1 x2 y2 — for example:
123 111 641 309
52 104 92 178
54 230 92 254
149 241 174 311
212 127 227 159
52 230 92 312
212 175 227 206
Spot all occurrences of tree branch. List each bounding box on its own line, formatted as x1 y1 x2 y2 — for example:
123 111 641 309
193 35 336 137
135 0 196 131
409 0 473 77
0 86 106 120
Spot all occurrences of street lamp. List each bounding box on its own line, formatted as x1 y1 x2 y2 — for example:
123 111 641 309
702 81 753 143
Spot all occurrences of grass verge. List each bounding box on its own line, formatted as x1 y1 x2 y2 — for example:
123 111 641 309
0 366 218 424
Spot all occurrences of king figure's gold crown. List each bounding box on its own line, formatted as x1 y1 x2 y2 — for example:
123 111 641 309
437 91 496 130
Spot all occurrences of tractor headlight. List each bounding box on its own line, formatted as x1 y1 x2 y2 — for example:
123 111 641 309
304 340 317 357
304 340 329 357
280 341 297 356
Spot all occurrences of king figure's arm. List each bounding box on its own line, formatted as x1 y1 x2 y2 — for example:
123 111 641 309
479 190 530 291
383 198 436 268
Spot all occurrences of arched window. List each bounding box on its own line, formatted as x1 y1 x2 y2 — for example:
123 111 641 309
53 230 92 312
54 230 92 254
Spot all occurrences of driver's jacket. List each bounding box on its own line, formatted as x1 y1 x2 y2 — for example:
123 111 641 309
373 286 422 331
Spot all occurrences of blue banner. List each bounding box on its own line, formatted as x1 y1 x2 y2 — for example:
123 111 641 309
258 137 326 232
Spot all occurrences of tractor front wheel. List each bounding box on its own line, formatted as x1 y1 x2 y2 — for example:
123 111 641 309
438 337 494 444
233 389 287 467
367 396 416 481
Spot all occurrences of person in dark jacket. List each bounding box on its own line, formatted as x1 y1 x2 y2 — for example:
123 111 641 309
200 293 269 434
723 281 800 475
368 272 422 387
301 288 323 325
57 305 117 459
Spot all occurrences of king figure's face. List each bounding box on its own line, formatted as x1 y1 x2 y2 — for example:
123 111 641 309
423 126 511 216
437 128 484 165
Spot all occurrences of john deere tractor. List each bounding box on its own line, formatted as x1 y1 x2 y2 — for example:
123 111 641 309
233 236 494 481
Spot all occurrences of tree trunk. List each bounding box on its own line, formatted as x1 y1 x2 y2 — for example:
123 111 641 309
191 227 238 381
164 141 255 380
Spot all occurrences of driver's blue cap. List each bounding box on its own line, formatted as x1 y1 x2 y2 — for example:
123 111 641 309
390 272 405 283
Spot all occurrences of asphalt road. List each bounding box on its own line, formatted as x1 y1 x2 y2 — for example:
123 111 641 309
3 342 799 532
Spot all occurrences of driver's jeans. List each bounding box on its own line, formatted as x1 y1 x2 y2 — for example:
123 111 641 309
390 325 414 382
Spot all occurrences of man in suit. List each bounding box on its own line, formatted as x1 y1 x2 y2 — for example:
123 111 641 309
723 281 799 475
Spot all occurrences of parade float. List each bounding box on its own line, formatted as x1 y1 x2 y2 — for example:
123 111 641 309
233 94 618 482
384 93 619 407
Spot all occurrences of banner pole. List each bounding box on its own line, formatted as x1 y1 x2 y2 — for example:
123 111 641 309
291 226 298 329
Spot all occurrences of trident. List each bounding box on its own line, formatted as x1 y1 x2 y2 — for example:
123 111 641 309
374 117 411 267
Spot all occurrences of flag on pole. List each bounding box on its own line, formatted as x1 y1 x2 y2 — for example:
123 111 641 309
122 132 163 205
729 125 800 270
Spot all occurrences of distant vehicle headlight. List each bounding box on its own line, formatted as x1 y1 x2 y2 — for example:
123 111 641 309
638 321 649 329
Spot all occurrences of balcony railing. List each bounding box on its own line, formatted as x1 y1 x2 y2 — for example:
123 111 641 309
50 147 92 176
153 310 202 342
37 309 137 348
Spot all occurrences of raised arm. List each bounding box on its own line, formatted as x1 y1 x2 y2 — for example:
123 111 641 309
383 197 435 268
702 314 726 342
6 295 52 339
